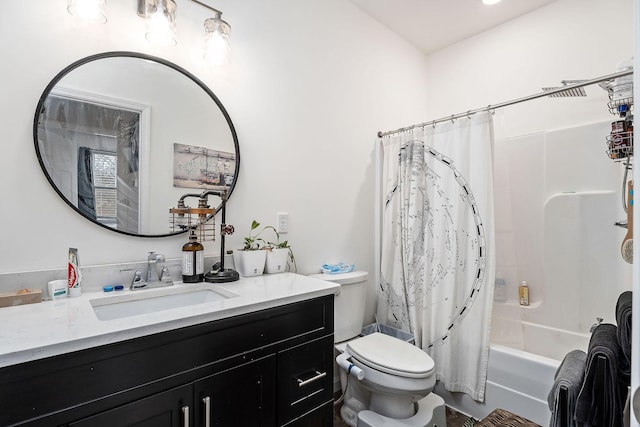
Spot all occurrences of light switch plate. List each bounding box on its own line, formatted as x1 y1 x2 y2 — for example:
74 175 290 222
277 212 289 234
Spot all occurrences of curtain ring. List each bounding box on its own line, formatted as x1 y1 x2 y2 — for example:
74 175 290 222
466 110 472 119
486 105 496 116
450 115 455 123
431 120 436 128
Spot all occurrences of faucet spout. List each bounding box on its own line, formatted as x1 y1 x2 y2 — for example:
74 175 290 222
146 252 166 283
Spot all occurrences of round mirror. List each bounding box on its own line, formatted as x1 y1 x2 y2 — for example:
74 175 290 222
34 51 239 237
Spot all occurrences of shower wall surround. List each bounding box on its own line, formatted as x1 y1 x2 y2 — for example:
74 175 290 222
492 121 632 359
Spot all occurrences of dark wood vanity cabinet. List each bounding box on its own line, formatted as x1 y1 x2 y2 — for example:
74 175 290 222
0 295 334 427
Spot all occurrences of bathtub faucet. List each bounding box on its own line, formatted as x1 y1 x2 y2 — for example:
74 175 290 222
589 317 603 333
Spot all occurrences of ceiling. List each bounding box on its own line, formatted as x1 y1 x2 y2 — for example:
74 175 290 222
348 0 558 55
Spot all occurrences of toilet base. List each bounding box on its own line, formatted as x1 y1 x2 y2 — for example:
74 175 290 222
357 393 447 427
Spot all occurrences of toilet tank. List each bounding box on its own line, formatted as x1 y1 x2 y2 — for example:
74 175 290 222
309 271 368 342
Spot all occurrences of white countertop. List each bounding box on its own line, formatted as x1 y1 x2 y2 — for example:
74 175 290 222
0 273 339 368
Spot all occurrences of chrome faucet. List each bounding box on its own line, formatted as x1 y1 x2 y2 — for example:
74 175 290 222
130 252 174 290
590 317 603 333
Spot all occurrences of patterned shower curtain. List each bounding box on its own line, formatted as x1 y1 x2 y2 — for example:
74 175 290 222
376 111 495 401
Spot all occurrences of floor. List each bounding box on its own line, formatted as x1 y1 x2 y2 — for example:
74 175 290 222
444 407 477 427
333 403 475 426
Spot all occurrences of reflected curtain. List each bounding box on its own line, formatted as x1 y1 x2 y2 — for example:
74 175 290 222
77 146 96 220
376 111 495 401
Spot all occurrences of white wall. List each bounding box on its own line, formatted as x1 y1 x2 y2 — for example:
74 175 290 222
424 0 633 136
0 0 431 322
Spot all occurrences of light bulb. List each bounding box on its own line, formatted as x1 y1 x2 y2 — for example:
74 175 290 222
204 15 231 66
67 0 107 24
204 32 230 65
145 0 177 47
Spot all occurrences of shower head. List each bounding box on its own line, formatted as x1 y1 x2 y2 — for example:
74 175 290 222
542 80 588 97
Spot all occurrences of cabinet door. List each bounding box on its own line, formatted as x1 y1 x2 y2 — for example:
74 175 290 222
194 354 276 427
69 384 193 427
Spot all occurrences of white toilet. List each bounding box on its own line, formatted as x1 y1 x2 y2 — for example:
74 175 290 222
309 271 446 427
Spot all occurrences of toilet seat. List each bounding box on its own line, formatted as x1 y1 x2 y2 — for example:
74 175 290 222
346 332 435 379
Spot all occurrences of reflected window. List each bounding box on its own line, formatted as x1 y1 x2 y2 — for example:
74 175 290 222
91 150 117 227
39 94 141 234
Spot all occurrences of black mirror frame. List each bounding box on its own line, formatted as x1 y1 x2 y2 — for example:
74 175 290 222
33 51 240 238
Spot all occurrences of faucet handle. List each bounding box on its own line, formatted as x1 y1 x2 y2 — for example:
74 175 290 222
159 266 173 285
590 317 604 333
130 270 147 290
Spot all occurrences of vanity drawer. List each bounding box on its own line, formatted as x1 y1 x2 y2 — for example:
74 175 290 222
277 334 334 426
282 401 333 427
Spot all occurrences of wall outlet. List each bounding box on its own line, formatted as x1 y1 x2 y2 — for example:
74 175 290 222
276 212 289 234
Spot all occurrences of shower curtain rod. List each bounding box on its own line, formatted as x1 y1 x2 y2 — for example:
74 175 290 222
377 69 634 138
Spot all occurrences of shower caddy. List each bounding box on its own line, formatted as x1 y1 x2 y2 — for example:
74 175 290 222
603 61 635 266
604 64 634 161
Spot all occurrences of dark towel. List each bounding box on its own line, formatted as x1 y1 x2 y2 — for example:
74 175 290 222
575 324 627 427
548 349 587 427
616 291 632 382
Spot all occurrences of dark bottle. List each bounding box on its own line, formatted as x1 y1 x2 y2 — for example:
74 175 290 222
182 229 204 283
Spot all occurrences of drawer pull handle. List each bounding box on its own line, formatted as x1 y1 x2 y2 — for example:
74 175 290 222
297 370 327 387
203 396 211 427
182 405 189 427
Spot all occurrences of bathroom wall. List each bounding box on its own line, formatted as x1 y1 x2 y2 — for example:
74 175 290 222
424 0 633 135
0 0 431 321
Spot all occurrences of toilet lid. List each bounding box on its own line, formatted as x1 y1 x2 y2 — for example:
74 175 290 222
346 332 435 379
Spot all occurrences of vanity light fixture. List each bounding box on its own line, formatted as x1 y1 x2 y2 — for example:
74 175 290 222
67 0 107 24
136 0 231 64
138 0 178 47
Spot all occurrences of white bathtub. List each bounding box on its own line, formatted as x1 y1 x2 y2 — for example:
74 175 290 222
436 310 593 425
436 343 560 426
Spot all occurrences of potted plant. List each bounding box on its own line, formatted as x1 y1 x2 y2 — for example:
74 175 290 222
233 220 268 277
265 230 297 274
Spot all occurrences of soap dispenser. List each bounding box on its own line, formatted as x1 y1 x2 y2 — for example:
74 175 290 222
182 229 204 283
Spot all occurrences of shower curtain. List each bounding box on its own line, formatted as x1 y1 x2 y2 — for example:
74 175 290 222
376 111 495 401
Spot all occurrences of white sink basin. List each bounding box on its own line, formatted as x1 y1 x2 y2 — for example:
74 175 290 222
90 284 238 321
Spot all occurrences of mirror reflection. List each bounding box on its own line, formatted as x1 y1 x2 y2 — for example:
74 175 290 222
34 52 239 237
